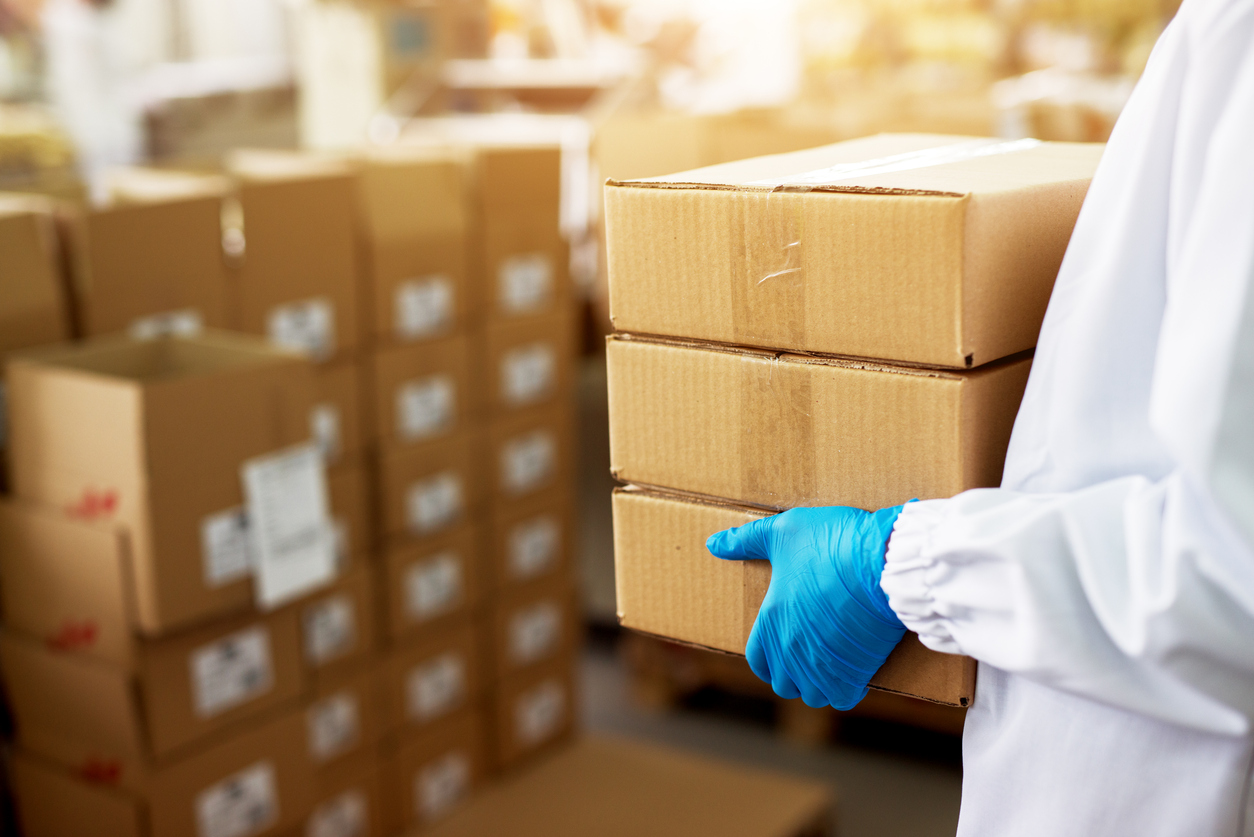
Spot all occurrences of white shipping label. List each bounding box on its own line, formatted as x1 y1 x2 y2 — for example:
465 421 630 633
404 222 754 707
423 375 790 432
243 444 337 609
508 515 560 580
397 376 455 441
306 692 361 762
501 344 556 406
268 297 336 360
515 679 566 747
307 790 366 837
509 601 563 666
303 594 357 665
404 552 463 622
201 507 253 587
416 752 471 823
405 653 466 722
191 626 274 718
501 432 556 496
196 761 279 837
405 473 463 534
396 276 453 339
129 308 204 341
310 403 342 463
498 253 552 314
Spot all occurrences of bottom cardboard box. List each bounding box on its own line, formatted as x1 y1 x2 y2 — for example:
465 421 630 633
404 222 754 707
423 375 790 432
9 707 315 837
303 752 388 837
611 485 976 707
381 710 486 834
490 655 577 772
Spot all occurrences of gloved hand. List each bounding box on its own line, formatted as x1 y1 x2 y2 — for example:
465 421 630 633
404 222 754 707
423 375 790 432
706 505 907 710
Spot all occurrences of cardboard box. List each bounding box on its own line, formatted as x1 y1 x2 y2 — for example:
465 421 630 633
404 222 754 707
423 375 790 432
227 150 360 360
62 169 233 338
306 663 385 770
612 485 976 707
607 334 1031 513
0 606 306 774
9 707 316 837
410 735 831 837
370 335 474 448
305 753 387 837
381 619 483 736
6 332 314 634
605 133 1102 368
382 525 482 642
486 489 573 591
485 406 575 506
297 564 378 676
0 194 69 361
382 710 485 833
487 575 579 682
478 308 576 416
356 146 473 344
328 458 374 565
310 360 367 466
490 654 576 771
377 432 484 540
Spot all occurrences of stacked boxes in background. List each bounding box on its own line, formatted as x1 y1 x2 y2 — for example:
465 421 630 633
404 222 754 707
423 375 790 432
605 134 1104 708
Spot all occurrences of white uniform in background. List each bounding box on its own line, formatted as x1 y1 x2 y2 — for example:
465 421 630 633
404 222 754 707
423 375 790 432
880 0 1254 833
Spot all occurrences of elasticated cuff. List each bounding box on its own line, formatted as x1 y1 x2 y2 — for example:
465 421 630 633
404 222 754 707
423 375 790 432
880 499 963 655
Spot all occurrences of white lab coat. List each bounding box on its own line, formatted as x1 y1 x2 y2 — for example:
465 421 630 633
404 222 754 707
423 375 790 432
880 0 1254 833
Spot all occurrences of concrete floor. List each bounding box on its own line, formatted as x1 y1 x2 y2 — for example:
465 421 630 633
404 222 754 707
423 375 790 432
573 355 963 837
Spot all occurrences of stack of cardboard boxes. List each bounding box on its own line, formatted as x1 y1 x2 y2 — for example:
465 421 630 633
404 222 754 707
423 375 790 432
604 133 1104 707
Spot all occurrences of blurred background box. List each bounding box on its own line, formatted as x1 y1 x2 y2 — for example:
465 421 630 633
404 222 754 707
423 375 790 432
376 430 484 540
380 708 486 834
369 334 475 448
380 617 483 736
0 194 69 360
297 563 380 677
381 525 483 642
486 573 579 682
486 489 573 591
477 307 576 416
488 653 576 770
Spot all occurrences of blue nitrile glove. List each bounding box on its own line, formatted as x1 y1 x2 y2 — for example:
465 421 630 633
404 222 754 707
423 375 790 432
706 505 907 710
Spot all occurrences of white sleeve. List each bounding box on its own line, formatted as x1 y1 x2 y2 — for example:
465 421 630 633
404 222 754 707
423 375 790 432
882 19 1254 738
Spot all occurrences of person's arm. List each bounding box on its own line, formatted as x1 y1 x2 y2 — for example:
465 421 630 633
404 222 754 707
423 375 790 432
882 27 1254 736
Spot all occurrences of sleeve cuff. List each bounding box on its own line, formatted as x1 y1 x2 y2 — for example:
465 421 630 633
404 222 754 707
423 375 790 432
881 499 964 655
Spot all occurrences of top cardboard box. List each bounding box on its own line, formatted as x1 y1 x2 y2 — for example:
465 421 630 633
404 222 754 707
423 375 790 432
6 332 314 635
0 194 70 361
605 133 1103 368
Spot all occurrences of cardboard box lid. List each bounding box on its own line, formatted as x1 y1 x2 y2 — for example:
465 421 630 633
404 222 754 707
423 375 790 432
356 145 470 241
226 148 357 184
612 485 976 707
98 167 230 206
607 333 1031 513
606 133 1103 368
426 735 831 837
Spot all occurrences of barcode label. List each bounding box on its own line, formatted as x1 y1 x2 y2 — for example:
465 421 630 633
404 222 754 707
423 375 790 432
396 276 453 339
302 594 357 665
501 431 556 495
405 473 463 534
190 626 273 718
515 679 566 747
201 507 252 587
129 308 203 341
268 297 336 360
509 515 560 580
306 691 361 762
404 552 463 622
397 376 455 441
310 403 342 463
405 653 466 722
509 601 563 666
416 751 471 823
498 253 552 314
306 790 366 837
501 344 556 406
195 761 278 837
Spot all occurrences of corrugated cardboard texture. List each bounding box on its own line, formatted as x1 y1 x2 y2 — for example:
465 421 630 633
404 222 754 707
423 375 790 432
612 486 975 706
478 308 577 416
486 489 573 591
381 618 482 736
607 334 1031 512
423 735 831 837
0 195 69 359
0 500 137 667
490 653 576 770
605 133 1102 368
370 334 474 447
382 525 482 642
6 333 314 634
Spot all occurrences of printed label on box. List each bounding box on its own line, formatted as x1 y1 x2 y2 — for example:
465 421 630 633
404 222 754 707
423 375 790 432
515 679 566 747
307 790 366 837
310 403 342 463
397 376 455 441
404 552 463 622
196 761 279 837
202 507 253 587
509 601 563 666
307 691 361 762
405 473 463 534
129 308 203 341
501 344 556 407
509 515 560 580
191 626 274 718
498 253 552 314
405 653 466 722
243 444 337 609
501 431 556 495
416 752 470 823
396 276 453 339
303 594 357 666
268 297 336 360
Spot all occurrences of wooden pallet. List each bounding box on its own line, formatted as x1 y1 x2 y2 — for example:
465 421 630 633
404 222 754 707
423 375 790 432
623 633 966 746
